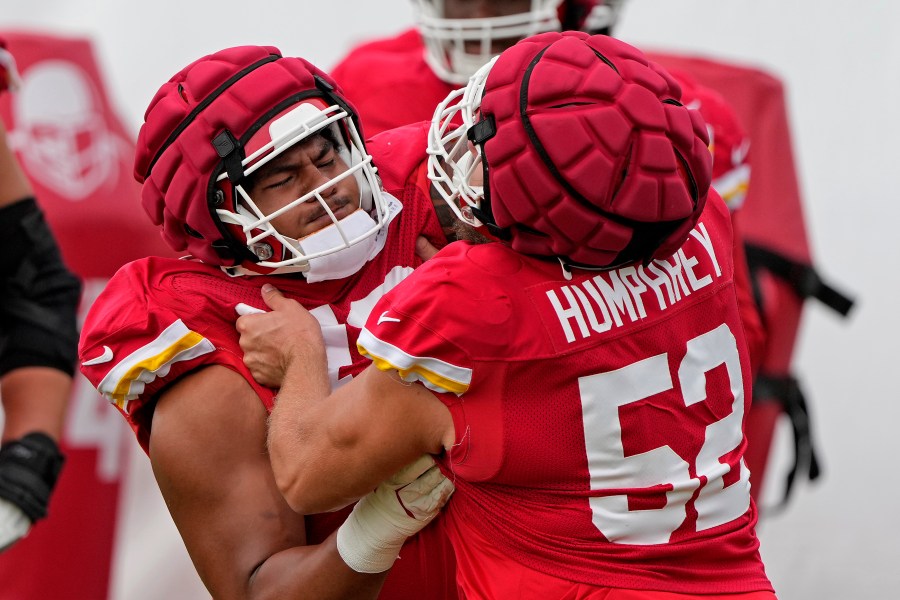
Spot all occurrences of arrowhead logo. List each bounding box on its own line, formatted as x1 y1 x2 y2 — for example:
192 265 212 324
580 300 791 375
82 345 114 366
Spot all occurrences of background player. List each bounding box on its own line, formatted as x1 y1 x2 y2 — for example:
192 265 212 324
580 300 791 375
0 38 78 554
332 0 604 136
332 0 764 365
79 46 457 599
241 32 776 599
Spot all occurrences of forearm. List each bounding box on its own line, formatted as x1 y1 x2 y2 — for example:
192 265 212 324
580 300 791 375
270 367 452 514
1 367 70 442
267 352 351 513
0 368 67 550
249 532 387 600
151 366 389 599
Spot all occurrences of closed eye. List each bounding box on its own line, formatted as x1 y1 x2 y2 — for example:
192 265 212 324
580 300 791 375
264 175 293 190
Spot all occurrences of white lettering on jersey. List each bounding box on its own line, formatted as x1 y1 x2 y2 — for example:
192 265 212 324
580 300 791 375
311 265 415 390
579 323 751 544
547 225 725 344
689 222 721 278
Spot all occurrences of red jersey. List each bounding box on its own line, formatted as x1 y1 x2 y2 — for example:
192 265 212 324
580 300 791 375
78 149 457 598
673 68 751 213
358 195 773 597
331 29 454 137
334 31 750 197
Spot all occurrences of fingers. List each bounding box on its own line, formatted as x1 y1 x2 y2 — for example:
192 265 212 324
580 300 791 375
396 464 455 519
386 454 437 486
415 236 440 262
261 283 287 310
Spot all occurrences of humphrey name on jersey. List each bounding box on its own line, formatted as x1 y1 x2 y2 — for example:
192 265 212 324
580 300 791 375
547 223 723 344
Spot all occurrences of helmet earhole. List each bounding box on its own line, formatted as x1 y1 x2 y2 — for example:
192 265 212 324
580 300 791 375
213 189 225 206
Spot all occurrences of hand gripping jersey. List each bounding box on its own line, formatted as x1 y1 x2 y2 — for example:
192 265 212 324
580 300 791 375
358 194 773 597
79 127 457 599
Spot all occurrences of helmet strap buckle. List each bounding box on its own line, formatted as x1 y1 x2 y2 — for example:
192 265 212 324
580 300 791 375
212 129 245 183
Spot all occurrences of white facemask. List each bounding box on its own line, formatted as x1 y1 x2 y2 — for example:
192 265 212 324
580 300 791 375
292 209 378 283
220 193 403 280
292 195 403 283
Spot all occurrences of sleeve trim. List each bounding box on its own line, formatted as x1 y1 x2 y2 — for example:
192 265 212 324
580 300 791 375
96 319 216 412
357 328 471 395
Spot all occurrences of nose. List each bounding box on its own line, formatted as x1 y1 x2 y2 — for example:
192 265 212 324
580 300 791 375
307 166 337 200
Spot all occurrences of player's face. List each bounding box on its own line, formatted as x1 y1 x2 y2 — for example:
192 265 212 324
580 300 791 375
245 133 360 240
443 0 534 53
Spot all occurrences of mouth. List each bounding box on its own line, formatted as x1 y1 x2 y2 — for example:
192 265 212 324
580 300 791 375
305 198 355 229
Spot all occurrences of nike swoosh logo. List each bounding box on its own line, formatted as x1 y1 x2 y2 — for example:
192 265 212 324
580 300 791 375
377 311 401 325
82 345 114 366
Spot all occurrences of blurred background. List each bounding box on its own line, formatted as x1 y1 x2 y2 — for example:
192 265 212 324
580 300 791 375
1 1 895 598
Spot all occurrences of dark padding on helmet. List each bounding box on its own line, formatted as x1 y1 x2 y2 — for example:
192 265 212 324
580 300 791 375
133 46 351 267
479 31 712 268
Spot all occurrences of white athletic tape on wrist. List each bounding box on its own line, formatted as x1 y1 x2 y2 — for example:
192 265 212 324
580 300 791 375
337 458 455 573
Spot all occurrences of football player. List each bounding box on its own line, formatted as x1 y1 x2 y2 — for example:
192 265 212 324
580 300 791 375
332 0 610 136
332 0 764 368
241 32 777 599
0 39 77 554
79 46 458 599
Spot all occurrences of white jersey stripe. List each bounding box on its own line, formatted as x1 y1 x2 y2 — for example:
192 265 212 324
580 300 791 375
357 328 471 395
97 319 216 411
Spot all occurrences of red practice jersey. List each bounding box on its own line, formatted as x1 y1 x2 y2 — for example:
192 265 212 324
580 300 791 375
358 194 773 597
78 152 457 598
332 29 454 137
674 68 751 213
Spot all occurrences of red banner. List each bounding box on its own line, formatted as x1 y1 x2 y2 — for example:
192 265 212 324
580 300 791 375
0 31 175 599
648 52 811 499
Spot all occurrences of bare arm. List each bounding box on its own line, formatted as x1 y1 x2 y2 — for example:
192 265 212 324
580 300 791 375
149 365 389 600
0 88 76 552
0 115 76 442
0 368 69 442
0 117 32 208
243 286 455 516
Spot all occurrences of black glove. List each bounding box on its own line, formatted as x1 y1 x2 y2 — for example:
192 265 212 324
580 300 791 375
0 432 65 551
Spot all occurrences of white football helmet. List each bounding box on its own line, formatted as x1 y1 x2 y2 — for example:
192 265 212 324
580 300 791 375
583 0 627 33
412 0 563 85
427 56 498 226
215 99 391 279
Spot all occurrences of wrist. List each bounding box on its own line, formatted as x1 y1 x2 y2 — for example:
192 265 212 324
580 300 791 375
0 432 65 522
335 496 407 573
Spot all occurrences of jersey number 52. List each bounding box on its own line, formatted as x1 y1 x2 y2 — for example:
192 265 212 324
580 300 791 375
579 323 751 545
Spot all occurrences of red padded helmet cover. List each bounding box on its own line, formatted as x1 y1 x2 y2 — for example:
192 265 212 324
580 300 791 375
479 31 712 267
133 45 350 266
